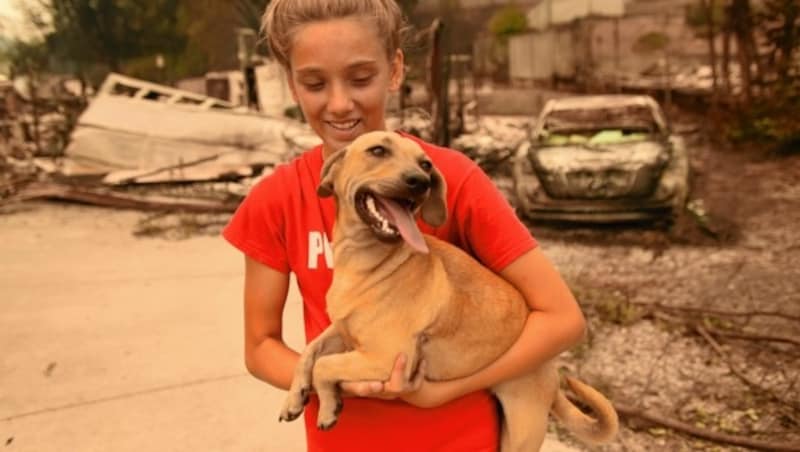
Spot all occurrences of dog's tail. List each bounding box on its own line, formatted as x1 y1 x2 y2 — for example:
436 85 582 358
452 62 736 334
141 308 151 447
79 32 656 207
551 376 619 444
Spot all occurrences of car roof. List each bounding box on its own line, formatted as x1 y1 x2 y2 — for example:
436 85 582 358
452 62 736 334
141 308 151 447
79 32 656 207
536 94 668 133
543 94 660 111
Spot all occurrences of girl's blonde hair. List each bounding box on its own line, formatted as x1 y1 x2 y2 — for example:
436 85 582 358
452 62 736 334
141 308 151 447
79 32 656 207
261 0 409 68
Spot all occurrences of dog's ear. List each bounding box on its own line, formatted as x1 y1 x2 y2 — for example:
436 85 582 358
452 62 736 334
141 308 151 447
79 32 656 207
421 166 447 227
318 148 347 197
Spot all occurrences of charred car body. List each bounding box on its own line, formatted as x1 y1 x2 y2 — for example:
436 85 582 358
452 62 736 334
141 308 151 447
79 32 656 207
512 95 689 223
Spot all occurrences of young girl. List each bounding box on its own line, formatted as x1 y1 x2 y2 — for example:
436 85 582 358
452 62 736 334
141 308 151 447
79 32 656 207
223 1 587 450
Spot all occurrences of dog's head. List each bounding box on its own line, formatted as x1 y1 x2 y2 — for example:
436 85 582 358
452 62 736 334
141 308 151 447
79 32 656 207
317 131 447 253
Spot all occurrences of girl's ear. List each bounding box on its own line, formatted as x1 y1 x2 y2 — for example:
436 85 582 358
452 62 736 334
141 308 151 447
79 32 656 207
389 49 405 92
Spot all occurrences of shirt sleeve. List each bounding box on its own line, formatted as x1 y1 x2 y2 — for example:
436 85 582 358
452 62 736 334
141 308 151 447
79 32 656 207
452 165 538 273
222 172 290 274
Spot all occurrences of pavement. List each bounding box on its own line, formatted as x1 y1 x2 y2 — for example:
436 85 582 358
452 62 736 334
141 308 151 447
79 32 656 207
0 202 579 452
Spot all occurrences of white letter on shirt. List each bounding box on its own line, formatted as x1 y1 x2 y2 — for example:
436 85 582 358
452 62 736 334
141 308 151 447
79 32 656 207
308 231 324 269
308 231 334 270
322 233 333 268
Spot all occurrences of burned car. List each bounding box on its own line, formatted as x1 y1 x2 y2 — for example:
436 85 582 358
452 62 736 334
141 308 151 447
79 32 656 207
512 95 689 222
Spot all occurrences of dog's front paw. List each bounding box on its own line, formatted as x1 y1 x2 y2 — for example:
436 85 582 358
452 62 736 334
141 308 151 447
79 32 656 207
278 386 310 422
316 397 343 430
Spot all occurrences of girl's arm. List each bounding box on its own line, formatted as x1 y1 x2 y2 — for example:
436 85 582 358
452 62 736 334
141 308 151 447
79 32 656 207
401 247 586 408
243 256 299 390
244 255 418 397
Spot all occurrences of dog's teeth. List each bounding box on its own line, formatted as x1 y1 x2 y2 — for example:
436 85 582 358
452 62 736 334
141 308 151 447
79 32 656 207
381 220 396 235
366 195 389 224
367 197 382 217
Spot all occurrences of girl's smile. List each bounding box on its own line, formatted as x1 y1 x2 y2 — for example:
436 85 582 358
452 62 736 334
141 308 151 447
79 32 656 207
287 18 403 158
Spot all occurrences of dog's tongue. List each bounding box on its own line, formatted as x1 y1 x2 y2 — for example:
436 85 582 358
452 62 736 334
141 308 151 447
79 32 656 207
375 196 429 254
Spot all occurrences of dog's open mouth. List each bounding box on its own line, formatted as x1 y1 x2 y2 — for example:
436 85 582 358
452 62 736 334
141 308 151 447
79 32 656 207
355 190 429 253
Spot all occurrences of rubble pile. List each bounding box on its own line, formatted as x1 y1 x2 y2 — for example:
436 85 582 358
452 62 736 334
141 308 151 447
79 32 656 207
0 148 37 199
452 116 531 178
1 73 320 213
2 72 534 216
387 107 436 143
0 78 78 198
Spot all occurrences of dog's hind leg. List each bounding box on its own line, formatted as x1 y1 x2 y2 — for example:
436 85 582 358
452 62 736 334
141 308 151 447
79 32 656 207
279 326 346 422
311 349 399 430
492 365 559 452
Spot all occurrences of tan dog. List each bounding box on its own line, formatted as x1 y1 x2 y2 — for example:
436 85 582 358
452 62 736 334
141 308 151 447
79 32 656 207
279 131 618 451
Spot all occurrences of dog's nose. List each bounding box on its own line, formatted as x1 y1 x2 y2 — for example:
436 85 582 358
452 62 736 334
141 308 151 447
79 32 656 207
404 173 430 195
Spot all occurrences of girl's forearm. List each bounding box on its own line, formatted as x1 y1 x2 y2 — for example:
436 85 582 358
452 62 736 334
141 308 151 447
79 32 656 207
245 336 301 391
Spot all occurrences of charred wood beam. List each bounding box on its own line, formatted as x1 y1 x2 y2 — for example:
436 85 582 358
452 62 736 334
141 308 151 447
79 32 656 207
1 182 239 213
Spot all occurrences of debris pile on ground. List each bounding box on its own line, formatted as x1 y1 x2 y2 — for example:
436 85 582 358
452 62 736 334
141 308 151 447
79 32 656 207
0 140 38 199
0 77 79 198
451 116 532 177
1 73 321 212
387 107 436 143
1 74 457 215
535 137 800 451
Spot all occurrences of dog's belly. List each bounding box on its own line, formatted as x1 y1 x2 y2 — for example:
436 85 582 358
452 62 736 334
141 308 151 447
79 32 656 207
421 339 500 380
421 313 525 381
420 282 529 381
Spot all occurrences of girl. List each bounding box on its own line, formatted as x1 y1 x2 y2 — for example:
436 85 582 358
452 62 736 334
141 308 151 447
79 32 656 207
223 1 586 450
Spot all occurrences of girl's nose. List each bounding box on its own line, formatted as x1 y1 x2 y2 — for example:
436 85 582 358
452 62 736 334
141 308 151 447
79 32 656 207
327 83 354 115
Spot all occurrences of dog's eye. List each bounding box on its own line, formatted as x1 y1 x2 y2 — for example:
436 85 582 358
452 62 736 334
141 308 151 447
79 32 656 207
419 160 433 172
367 146 388 157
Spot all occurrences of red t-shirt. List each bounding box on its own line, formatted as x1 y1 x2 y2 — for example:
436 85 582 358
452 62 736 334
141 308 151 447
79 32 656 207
223 133 537 452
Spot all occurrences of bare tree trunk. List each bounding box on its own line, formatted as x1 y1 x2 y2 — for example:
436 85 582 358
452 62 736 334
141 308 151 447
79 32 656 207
730 0 755 106
426 18 449 146
426 19 443 114
702 0 720 108
776 0 799 85
722 12 733 97
735 32 753 106
439 57 451 147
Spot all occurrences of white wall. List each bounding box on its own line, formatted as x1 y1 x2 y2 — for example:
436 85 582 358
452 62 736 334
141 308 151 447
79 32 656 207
255 62 295 117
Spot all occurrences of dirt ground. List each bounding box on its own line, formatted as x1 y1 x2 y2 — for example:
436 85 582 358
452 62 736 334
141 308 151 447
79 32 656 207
529 128 800 451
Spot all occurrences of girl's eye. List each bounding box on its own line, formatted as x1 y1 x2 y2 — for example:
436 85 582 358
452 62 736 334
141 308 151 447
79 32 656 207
302 80 324 91
368 145 388 157
352 76 373 86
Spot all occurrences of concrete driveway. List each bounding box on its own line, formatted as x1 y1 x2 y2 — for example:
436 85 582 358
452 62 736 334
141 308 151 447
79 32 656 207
0 203 306 452
0 203 579 452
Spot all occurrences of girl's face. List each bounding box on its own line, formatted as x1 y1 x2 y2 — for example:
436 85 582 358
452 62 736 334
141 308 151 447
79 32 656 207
287 17 403 158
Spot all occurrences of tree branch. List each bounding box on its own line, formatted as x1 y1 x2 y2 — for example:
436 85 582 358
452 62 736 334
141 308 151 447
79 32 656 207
615 402 800 451
695 324 800 413
635 301 800 322
706 328 800 347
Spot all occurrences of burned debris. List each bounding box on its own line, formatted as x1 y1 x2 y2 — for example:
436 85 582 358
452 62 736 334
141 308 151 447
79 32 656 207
0 73 319 213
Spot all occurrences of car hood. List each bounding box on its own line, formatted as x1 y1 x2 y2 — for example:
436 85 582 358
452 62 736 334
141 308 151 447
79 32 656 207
530 139 670 199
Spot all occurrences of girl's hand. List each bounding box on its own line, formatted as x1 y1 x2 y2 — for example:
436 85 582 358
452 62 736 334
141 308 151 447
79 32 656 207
338 353 424 399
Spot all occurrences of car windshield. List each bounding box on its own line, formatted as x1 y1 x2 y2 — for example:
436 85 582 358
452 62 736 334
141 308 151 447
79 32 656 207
539 104 660 145
544 129 650 146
